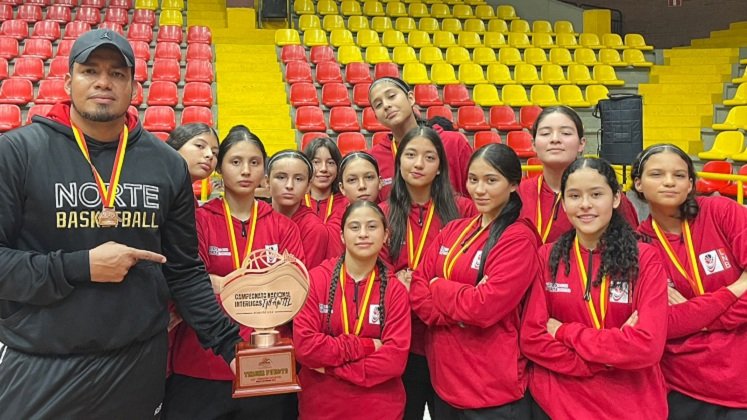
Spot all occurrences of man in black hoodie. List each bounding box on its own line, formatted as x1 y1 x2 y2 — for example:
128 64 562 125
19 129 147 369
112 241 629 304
0 29 241 419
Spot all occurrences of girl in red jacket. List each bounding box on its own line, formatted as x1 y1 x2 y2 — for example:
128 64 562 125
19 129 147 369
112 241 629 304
380 125 475 420
303 137 347 225
410 143 540 418
166 122 219 184
164 126 306 420
367 77 471 201
517 106 639 244
632 144 747 418
520 157 668 420
294 200 412 420
267 149 330 268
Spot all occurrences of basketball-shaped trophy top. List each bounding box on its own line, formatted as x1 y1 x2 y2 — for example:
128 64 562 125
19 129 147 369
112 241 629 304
220 249 310 329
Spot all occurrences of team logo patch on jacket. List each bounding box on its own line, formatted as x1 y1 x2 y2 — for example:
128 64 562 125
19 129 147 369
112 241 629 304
318 304 331 314
265 244 279 263
209 246 231 256
439 246 449 256
470 251 483 270
546 282 571 293
369 305 381 325
699 248 731 275
610 282 629 304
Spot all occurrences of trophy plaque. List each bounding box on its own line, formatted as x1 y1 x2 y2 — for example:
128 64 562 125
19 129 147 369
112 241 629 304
219 249 310 398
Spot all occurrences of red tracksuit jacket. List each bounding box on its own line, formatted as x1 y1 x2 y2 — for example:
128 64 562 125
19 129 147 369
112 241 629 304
369 125 472 202
520 242 668 420
291 205 330 268
294 258 411 420
306 192 347 225
518 175 640 244
638 196 747 407
410 217 540 409
171 198 305 381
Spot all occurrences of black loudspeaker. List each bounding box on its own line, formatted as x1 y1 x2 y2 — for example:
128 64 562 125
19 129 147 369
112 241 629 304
593 93 643 165
261 0 287 19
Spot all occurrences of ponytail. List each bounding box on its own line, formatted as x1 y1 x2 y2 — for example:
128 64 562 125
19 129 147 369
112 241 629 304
475 192 522 283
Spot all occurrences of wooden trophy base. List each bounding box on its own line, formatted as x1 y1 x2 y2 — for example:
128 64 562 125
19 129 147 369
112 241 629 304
232 335 302 399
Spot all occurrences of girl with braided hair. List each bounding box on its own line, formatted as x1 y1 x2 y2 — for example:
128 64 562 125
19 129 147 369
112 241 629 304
294 200 412 420
410 143 540 418
520 157 668 420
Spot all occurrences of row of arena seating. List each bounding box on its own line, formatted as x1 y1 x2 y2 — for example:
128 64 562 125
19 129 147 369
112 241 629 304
0 6 183 26
294 1 522 21
694 161 747 197
0 0 183 9
700 58 747 161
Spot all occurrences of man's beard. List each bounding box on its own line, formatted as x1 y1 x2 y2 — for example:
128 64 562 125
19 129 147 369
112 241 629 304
71 100 127 123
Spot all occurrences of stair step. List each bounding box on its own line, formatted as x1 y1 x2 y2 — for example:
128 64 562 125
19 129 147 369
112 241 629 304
710 29 747 38
638 83 723 94
731 21 747 30
650 64 733 75
644 115 711 127
216 44 277 54
644 139 704 154
651 74 731 84
664 48 738 58
691 38 747 47
665 55 737 65
642 92 720 104
644 126 703 140
643 104 714 115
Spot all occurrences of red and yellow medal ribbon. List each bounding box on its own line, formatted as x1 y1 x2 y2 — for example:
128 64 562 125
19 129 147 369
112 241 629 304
574 237 608 329
222 198 258 270
304 193 335 223
442 216 491 279
391 138 398 160
407 203 435 270
652 219 704 296
536 175 562 244
71 123 129 210
339 265 377 335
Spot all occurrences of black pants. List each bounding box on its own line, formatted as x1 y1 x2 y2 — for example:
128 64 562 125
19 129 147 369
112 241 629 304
433 392 532 420
162 373 291 420
403 353 435 420
668 391 747 420
0 333 167 420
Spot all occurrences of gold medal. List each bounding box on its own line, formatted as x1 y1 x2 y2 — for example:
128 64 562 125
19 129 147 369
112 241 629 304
97 206 119 227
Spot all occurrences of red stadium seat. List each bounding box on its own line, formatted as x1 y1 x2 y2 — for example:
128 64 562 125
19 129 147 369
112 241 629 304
0 5 12 21
0 36 18 59
132 9 155 26
506 130 537 158
362 106 389 132
337 132 367 156
157 26 183 44
147 81 178 106
414 84 442 107
131 40 150 61
0 103 20 131
151 131 169 141
426 105 455 127
55 39 74 57
309 45 335 65
186 43 213 61
63 21 91 40
25 103 52 124
22 38 52 60
31 21 61 41
97 22 124 35
143 106 176 132
443 84 475 107
34 79 67 104
525 157 543 178
47 56 68 78
0 0 20 6
104 7 129 25
374 62 399 79
457 105 490 131
696 160 733 194
321 82 351 108
345 62 373 85
315 61 343 85
0 78 33 104
352 83 371 107
473 131 502 149
155 42 181 61
290 82 319 107
75 6 100 25
1 20 29 40
134 58 148 82
152 59 181 83
489 105 522 131
12 57 44 81
55 0 78 6
46 5 72 23
127 23 153 43
27 0 49 7
17 5 42 22
285 61 313 84
187 25 212 44
181 106 214 126
372 131 391 146
182 82 213 107
0 57 7 79
185 60 213 83
301 132 328 149
520 105 543 130
330 106 361 132
295 106 327 132
280 45 305 64
131 81 143 106
720 164 747 197
81 0 105 8
108 0 132 9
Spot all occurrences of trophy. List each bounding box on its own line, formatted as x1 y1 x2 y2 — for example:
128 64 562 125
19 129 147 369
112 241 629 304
219 248 310 398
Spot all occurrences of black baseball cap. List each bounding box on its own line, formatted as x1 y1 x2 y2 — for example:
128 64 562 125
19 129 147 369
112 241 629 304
68 29 135 71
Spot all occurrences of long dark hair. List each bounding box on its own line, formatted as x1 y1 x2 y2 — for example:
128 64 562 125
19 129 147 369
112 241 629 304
217 124 267 170
166 122 218 151
530 105 585 138
631 143 699 221
339 151 380 177
326 201 390 335
469 144 523 282
549 158 639 290
303 137 342 194
388 126 459 262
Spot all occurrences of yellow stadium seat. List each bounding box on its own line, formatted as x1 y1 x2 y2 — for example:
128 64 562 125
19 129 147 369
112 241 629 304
509 19 530 34
433 31 457 49
498 47 523 66
486 63 515 84
602 33 625 50
330 29 356 47
464 19 486 34
458 32 482 49
532 20 553 34
357 29 381 47
464 0 482 5
474 4 494 19
323 15 345 32
483 32 506 49
740 58 747 65
403 62 431 84
418 17 440 33
698 131 745 160
298 15 321 32
623 49 652 68
386 1 408 17
161 0 184 10
303 28 328 47
508 32 532 49
363 1 385 16
371 17 393 33
549 48 573 66
392 46 418 64
558 85 591 107
574 48 599 66
624 34 653 50
338 45 364 64
365 45 392 63
727 134 747 161
446 46 471 65
515 63 542 85
441 18 462 34
395 17 417 33
275 29 301 46
712 106 747 130
406 30 431 48
724 83 747 106
473 47 497 65
524 47 549 66
383 29 407 47
541 64 570 85
556 33 579 49
501 84 533 106
430 4 452 18
348 16 370 33
473 84 503 106
599 48 628 67
408 2 429 17
459 63 488 85
496 5 517 21
733 67 747 84
294 0 314 15
554 20 576 35
585 84 609 106
488 19 508 34
135 0 157 10
532 32 555 49
341 0 363 16
568 64 597 85
593 64 625 86
431 62 459 85
419 46 445 65
579 33 602 49
452 4 473 19
531 84 561 106
317 0 339 15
